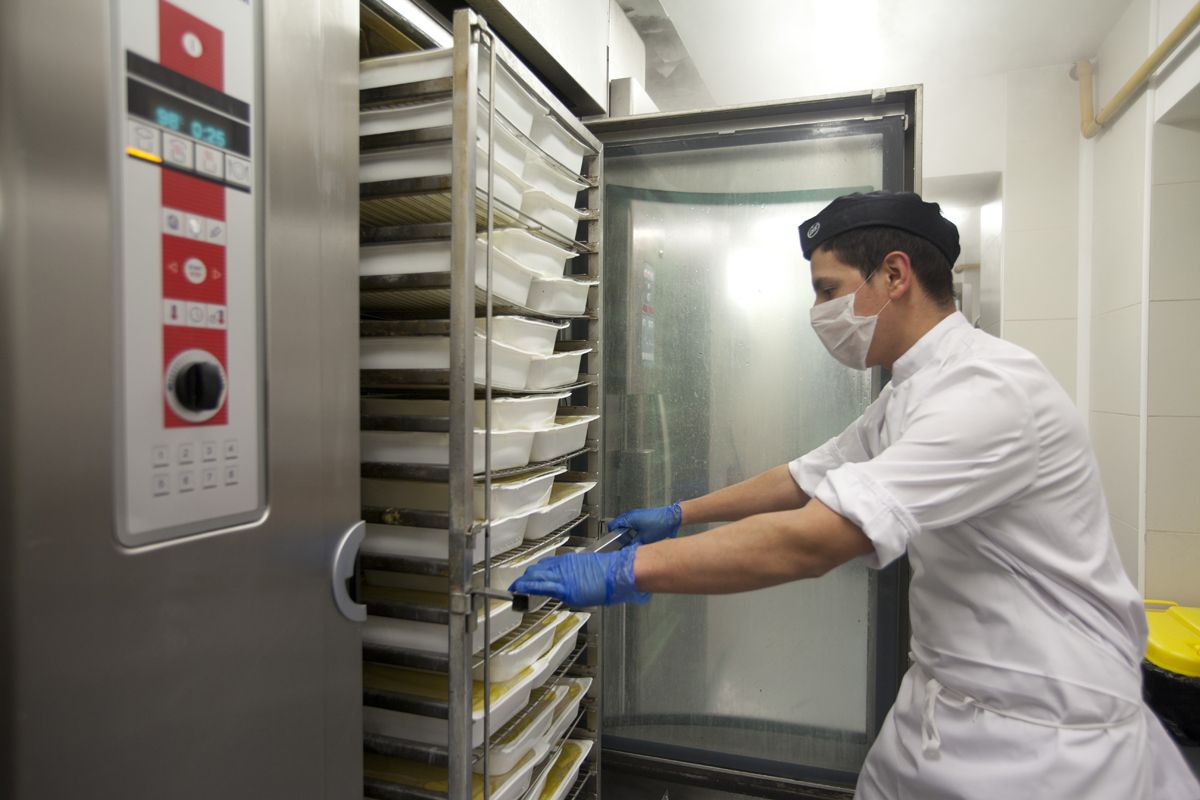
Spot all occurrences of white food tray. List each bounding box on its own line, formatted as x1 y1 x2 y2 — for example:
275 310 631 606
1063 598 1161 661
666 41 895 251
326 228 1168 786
525 482 596 540
362 518 527 565
526 275 596 316
530 611 589 688
363 661 539 748
537 739 594 800
527 349 590 391
361 393 569 431
360 237 539 307
474 316 567 356
363 144 530 209
362 592 522 656
362 466 563 520
491 228 576 279
522 156 588 210
473 609 565 683
473 684 566 775
484 535 565 592
520 189 585 240
545 676 592 745
528 113 589 174
360 428 535 472
530 415 599 462
364 744 543 800
360 332 534 390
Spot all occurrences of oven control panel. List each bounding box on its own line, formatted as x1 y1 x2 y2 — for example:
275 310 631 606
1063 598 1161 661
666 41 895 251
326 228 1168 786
116 0 264 546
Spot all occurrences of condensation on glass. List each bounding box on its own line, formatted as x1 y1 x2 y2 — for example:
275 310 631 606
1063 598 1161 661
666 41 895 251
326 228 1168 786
602 131 884 778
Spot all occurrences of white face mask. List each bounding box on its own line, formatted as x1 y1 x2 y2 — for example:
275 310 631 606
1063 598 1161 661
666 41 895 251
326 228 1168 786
809 271 891 370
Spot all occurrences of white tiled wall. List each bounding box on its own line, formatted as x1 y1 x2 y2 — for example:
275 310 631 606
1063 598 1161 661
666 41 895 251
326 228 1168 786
1090 303 1143 416
1146 530 1200 606
1090 411 1141 528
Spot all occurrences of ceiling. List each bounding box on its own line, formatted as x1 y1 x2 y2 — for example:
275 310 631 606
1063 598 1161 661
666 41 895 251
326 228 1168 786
631 0 1133 110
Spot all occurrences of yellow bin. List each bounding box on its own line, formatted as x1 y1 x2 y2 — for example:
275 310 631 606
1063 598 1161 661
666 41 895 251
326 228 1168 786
1143 600 1200 742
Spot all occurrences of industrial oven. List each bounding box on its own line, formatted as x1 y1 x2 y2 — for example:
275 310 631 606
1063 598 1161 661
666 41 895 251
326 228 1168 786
0 1 917 797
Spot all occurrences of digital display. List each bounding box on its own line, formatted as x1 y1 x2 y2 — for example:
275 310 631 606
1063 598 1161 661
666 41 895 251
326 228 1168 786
127 77 250 157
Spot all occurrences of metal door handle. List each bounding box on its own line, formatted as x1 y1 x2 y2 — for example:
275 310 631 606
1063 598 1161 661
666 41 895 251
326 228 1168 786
331 520 367 622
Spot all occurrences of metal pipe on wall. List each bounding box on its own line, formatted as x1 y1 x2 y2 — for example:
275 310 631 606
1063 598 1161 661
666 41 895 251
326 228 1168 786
1073 0 1200 138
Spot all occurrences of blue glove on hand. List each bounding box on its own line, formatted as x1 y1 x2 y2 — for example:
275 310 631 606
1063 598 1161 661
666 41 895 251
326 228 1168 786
509 545 649 607
608 502 682 546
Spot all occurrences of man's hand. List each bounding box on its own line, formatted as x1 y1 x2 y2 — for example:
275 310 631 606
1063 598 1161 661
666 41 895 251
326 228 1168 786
608 503 682 546
509 546 649 607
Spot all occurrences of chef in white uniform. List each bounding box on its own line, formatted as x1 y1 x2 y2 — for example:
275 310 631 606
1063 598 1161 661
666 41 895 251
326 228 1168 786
512 191 1200 799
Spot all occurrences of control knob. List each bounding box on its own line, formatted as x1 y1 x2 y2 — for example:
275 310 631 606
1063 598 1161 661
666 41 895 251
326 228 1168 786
165 349 227 423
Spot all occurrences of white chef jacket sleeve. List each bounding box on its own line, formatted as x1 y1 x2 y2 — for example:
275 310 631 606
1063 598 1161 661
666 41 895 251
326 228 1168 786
813 367 1039 569
787 408 875 497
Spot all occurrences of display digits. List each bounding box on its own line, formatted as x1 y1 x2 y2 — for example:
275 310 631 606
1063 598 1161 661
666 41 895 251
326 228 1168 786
155 106 183 131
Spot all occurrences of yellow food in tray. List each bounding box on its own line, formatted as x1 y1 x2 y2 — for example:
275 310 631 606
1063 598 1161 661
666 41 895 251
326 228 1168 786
493 685 556 747
363 662 534 713
365 749 536 800
539 741 586 800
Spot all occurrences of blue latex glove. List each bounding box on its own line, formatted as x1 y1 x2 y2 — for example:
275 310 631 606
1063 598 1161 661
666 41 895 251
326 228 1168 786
509 545 649 607
608 502 682 546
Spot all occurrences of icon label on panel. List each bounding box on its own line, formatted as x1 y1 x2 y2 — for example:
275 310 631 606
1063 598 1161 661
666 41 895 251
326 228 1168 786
185 214 206 240
225 155 251 188
163 208 184 236
163 133 194 170
163 299 186 326
183 257 207 284
195 144 224 180
186 302 207 327
205 219 226 245
206 305 227 329
128 119 162 158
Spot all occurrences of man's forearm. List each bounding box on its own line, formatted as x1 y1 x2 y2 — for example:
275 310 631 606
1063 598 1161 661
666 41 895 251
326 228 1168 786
678 464 809 525
634 499 873 594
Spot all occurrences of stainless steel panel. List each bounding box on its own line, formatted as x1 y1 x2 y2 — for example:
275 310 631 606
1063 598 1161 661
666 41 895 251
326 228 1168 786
0 0 361 797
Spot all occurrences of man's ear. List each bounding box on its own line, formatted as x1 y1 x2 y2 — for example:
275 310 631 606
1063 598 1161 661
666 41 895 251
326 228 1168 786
881 250 914 299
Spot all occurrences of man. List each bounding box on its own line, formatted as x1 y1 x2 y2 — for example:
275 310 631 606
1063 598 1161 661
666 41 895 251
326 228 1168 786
512 192 1200 799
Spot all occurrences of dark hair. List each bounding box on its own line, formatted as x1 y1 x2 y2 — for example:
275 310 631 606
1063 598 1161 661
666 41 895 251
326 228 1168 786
817 227 955 306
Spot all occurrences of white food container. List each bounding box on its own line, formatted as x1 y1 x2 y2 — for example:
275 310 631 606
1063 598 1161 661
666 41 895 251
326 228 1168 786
360 238 539 308
491 228 576 279
362 591 522 656
473 609 564 683
545 677 593 745
520 189 585 240
528 114 589 174
362 393 569 431
525 276 596 317
527 350 590 391
364 742 544 800
361 519 527 565
530 612 590 688
484 535 565 592
360 98 452 136
522 156 588 209
474 316 567 356
362 661 538 748
360 145 530 209
538 739 594 800
360 428 535 472
525 482 596 540
361 467 563 520
530 416 599 462
360 49 543 136
473 684 566 775
360 332 535 391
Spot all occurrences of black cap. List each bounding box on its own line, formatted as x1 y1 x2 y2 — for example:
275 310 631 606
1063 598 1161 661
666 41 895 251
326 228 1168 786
799 191 961 265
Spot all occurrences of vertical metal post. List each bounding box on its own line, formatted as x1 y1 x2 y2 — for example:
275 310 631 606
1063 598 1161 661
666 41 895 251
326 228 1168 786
447 10 478 799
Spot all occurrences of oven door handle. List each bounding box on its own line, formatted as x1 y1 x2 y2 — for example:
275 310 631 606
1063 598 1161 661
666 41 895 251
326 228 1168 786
331 520 367 622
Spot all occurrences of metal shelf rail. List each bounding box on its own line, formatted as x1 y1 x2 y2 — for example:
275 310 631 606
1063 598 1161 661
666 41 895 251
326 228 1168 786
357 8 604 799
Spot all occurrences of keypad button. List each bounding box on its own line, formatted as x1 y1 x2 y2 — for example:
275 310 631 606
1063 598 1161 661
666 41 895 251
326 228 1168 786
152 472 171 496
186 302 207 327
201 467 219 489
223 439 238 460
152 444 170 467
205 218 226 245
223 464 239 485
183 257 207 284
162 208 185 237
128 119 162 158
163 298 186 327
163 133 194 170
177 470 196 493
195 144 224 180
185 214 206 241
206 304 227 329
177 442 196 464
201 441 219 462
224 154 251 188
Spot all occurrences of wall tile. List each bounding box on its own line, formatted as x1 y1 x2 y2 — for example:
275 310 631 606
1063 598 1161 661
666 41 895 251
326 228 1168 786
1006 134 1079 232
1091 104 1147 315
1005 319 1077 399
1090 304 1142 416
1146 530 1200 606
1148 300 1200 416
1152 122 1200 186
1149 181 1200 301
1004 227 1078 320
1090 411 1141 527
1110 514 1141 588
1146 415 1200 532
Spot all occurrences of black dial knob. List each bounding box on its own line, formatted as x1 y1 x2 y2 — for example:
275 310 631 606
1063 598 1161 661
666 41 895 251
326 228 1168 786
174 361 225 412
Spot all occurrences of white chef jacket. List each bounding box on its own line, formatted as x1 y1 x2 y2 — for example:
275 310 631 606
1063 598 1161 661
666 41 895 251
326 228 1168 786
788 312 1200 800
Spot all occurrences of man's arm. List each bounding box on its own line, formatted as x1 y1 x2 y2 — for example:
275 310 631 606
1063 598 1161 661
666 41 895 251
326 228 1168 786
678 464 809 525
635 498 872 594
